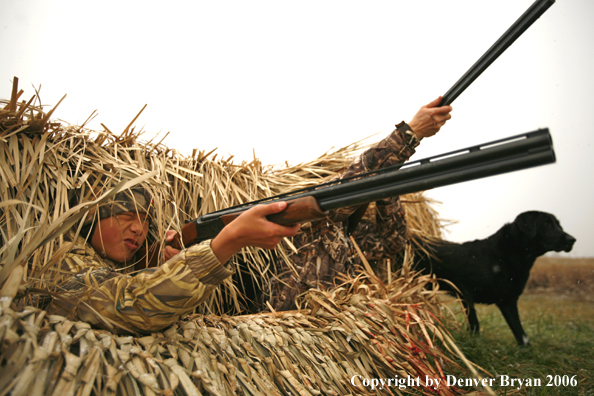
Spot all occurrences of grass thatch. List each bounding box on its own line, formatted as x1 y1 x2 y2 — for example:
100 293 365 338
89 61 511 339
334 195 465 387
0 77 493 395
1 270 489 396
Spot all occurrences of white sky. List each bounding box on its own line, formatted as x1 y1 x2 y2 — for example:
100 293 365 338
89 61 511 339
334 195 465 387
2 0 593 256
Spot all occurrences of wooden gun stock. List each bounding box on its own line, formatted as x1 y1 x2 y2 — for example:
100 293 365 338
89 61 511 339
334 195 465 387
222 196 326 225
134 196 327 271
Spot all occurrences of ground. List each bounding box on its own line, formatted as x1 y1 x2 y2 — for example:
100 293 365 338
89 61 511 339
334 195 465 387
449 257 594 395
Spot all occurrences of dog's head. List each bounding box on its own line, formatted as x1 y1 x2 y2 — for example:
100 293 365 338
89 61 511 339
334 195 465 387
513 211 576 254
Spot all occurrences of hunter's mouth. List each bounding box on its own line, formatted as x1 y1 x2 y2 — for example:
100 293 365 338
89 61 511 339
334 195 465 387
124 239 139 250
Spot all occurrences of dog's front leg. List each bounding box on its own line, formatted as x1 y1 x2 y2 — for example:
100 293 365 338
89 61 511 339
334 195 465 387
466 302 480 334
497 301 529 346
459 290 480 334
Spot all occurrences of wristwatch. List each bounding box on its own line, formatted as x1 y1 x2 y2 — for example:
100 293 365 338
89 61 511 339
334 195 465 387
396 121 421 148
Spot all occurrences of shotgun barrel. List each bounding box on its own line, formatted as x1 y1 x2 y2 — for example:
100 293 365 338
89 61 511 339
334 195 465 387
439 0 555 106
197 129 554 231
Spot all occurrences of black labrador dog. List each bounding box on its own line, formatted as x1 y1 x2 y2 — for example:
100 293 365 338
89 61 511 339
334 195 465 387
414 211 575 345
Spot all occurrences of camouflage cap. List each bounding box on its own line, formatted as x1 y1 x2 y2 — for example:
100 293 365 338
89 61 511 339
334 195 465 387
84 186 155 226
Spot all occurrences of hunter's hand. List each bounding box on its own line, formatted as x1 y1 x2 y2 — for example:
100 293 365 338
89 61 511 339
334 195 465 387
408 96 453 139
163 230 181 261
210 202 301 264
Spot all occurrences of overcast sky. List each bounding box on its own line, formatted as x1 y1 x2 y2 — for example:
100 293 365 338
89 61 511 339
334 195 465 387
2 0 592 256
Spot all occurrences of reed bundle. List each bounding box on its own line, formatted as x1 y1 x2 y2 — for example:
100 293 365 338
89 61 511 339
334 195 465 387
0 77 491 395
1 270 488 396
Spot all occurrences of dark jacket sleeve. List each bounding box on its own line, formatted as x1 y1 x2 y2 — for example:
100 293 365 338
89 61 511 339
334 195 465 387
328 122 418 223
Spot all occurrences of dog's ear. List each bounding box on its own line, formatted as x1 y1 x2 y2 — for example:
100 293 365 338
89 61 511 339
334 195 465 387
514 211 539 239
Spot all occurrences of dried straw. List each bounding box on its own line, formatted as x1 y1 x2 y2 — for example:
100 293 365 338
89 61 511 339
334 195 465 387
1 269 492 395
0 77 493 395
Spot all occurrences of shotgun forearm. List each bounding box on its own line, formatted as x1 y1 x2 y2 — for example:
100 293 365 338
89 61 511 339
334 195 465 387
135 129 555 270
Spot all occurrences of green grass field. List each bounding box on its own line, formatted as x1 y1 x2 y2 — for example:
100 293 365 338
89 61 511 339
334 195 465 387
447 257 594 395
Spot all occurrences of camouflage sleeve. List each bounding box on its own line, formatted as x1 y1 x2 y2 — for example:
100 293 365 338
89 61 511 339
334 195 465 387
328 122 418 222
353 198 409 260
50 240 233 334
264 124 420 312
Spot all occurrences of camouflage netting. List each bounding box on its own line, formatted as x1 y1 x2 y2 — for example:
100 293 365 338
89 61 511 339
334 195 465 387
0 78 492 395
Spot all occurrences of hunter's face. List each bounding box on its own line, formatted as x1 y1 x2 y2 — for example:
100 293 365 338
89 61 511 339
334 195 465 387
90 211 149 263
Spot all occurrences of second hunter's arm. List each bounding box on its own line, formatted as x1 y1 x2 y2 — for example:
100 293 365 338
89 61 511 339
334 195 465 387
161 96 453 262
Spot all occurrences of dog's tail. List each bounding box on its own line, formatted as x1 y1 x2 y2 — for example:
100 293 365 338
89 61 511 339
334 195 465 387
408 233 443 261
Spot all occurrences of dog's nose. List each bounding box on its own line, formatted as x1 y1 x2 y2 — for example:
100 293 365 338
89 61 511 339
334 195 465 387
563 233 576 251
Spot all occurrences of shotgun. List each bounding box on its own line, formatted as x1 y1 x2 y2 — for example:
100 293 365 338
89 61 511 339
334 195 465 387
439 0 555 106
136 129 555 270
135 0 557 269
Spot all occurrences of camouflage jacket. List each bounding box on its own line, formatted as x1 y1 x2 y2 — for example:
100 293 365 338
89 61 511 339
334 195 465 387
266 122 419 311
48 122 418 329
47 235 232 334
